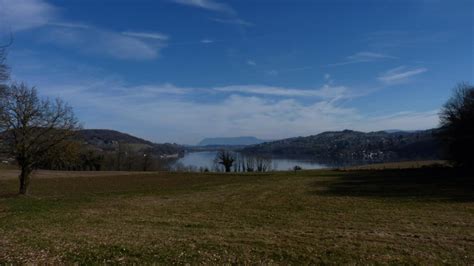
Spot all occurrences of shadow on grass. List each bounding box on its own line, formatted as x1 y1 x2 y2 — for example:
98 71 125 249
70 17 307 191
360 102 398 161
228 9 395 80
0 192 19 199
312 167 474 202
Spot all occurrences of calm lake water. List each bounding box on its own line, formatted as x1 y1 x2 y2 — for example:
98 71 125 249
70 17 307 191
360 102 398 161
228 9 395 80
174 151 329 171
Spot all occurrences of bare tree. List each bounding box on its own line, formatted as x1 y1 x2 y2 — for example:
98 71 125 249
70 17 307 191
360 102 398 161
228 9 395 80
439 82 474 168
0 83 80 194
123 144 134 171
0 49 8 84
142 153 151 171
0 34 13 85
214 150 235 172
255 156 272 172
245 156 255 172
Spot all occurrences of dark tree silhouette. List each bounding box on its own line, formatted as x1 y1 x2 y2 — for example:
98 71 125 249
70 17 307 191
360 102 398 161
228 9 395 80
0 34 12 85
0 83 80 194
439 83 474 168
142 153 151 171
215 150 235 172
0 50 8 84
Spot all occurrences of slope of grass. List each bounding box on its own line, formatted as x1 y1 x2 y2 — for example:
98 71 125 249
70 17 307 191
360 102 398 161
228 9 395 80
0 168 472 264
343 160 447 170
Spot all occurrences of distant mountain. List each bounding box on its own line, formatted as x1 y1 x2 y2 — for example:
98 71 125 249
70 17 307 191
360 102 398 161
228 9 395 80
242 129 442 164
198 136 270 146
77 129 183 156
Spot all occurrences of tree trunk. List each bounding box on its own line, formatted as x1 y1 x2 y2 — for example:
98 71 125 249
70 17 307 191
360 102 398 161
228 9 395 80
18 167 32 195
224 165 231 172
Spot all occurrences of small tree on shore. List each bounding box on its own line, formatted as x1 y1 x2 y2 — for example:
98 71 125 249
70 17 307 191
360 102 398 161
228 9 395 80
439 83 474 168
215 150 235 172
0 83 80 194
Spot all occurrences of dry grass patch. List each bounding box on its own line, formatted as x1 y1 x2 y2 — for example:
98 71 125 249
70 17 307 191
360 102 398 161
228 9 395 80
0 168 472 264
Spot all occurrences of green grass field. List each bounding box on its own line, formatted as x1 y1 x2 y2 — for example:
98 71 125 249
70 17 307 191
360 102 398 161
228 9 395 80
0 167 473 264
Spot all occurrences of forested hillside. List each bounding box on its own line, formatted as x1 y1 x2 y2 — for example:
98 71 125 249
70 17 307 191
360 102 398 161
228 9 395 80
242 129 441 164
78 129 182 155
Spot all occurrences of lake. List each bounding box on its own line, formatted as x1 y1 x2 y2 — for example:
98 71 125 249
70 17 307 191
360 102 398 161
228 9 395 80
173 151 329 171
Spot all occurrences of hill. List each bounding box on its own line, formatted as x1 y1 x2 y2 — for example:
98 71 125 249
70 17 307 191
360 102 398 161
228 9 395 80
78 129 154 146
242 129 442 164
198 136 269 146
77 129 183 156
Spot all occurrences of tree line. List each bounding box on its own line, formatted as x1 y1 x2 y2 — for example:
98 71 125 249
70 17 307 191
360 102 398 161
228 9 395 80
214 150 275 172
36 142 173 172
171 151 277 173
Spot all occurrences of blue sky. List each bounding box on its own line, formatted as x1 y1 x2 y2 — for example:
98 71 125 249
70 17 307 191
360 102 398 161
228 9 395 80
0 0 472 144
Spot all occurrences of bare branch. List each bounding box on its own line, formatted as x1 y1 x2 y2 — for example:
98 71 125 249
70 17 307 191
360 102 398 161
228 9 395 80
0 33 12 83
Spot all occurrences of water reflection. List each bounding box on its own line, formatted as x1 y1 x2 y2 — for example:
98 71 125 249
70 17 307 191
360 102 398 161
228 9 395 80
174 151 329 171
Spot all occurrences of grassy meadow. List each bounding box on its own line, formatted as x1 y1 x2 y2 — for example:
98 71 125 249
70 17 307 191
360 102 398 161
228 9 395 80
0 167 473 264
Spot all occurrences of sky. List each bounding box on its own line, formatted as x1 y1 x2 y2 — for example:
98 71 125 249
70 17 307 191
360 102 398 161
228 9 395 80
0 0 472 144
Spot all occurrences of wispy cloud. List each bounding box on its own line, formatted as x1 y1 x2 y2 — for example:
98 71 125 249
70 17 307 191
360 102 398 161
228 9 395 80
264 66 315 76
378 66 427 84
165 38 223 46
0 0 168 60
122 31 169 41
214 85 349 99
110 83 192 97
44 27 167 60
366 30 452 49
330 51 397 67
47 21 90 29
38 82 360 143
247 60 256 66
12 53 437 144
170 0 254 28
324 73 335 85
200 39 214 44
360 110 439 132
170 0 234 14
42 80 437 144
265 70 279 76
0 0 56 32
211 18 253 27
348 52 396 61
